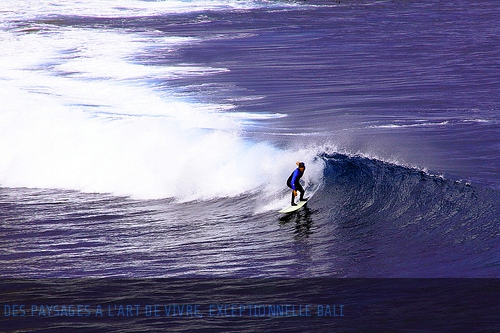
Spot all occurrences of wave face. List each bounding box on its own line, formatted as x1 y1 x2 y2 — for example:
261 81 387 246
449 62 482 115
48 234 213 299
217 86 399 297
308 154 500 277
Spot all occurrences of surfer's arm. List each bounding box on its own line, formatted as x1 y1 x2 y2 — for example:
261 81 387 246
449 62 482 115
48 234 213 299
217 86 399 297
290 169 299 190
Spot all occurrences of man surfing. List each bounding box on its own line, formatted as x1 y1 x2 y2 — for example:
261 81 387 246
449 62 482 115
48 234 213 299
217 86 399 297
287 161 308 206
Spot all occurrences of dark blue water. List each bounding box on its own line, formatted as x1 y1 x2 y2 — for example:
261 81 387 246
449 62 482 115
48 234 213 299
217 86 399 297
1 1 499 330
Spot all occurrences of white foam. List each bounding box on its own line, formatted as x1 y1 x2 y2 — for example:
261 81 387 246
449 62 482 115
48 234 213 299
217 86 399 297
367 121 450 129
0 0 259 21
0 3 323 201
254 177 323 215
0 0 299 23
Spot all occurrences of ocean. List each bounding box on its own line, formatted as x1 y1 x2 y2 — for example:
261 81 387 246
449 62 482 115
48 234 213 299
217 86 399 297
1 0 499 331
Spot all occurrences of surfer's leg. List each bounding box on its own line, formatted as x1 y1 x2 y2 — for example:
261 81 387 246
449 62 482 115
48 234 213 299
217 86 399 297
288 183 297 206
297 184 307 201
291 191 297 206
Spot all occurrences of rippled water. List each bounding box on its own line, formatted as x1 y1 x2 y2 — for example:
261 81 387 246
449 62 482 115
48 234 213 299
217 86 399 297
1 0 499 279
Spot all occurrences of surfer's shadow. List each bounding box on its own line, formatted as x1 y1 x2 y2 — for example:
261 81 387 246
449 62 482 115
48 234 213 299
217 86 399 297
279 206 314 239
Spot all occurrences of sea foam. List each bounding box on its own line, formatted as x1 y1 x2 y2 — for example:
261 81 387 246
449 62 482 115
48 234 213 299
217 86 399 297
0 10 322 200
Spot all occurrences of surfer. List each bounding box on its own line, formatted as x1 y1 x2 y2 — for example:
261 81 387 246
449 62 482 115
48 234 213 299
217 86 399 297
287 161 308 206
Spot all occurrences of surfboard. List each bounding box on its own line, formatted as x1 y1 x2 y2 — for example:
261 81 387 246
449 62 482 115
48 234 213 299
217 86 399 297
278 200 308 214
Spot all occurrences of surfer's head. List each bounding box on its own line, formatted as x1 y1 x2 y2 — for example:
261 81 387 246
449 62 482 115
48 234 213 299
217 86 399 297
298 162 305 171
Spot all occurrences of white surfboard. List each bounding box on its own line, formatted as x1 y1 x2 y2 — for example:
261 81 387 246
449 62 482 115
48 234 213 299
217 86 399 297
278 199 308 214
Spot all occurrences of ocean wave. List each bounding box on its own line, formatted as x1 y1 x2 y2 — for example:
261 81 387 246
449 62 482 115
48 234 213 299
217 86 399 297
0 6 324 200
306 153 500 276
0 0 299 22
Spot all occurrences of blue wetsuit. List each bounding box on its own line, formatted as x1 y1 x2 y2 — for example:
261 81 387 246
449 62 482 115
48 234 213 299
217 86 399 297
287 168 304 191
287 168 305 204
